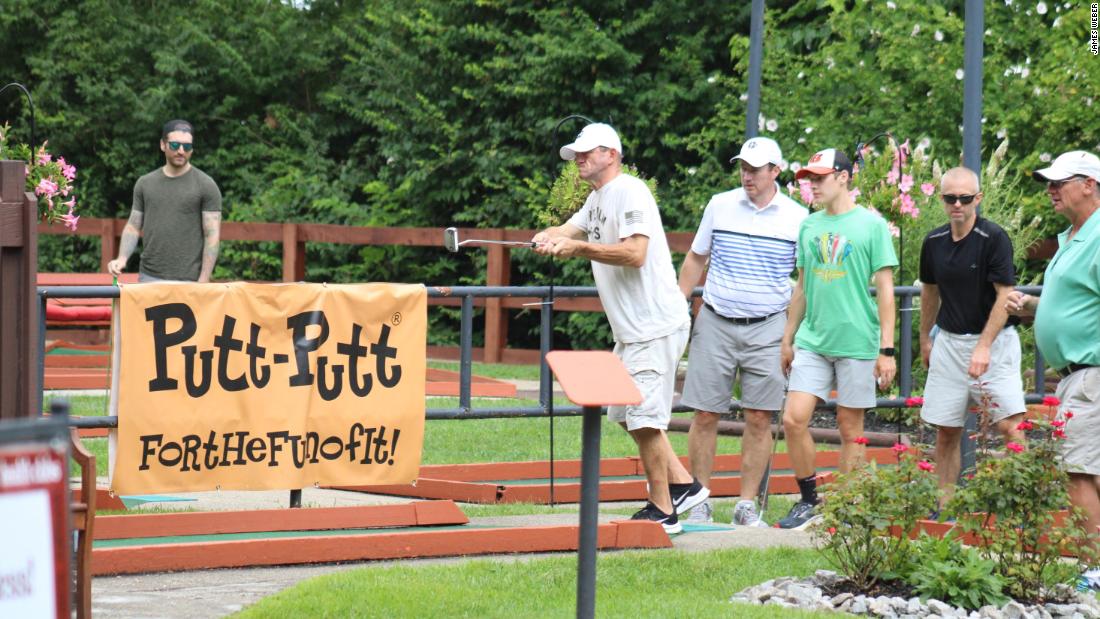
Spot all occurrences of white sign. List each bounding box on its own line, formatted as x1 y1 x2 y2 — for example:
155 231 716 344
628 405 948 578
0 489 56 619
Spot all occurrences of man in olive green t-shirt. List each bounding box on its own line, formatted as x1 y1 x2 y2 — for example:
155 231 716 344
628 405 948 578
107 119 222 282
776 148 898 530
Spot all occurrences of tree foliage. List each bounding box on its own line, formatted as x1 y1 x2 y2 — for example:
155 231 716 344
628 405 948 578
1 0 1097 350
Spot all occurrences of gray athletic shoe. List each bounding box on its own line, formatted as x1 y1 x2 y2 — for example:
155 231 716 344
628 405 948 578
777 500 822 530
731 499 768 528
684 501 714 524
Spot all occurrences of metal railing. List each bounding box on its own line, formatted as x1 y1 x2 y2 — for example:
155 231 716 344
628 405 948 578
38 284 1050 429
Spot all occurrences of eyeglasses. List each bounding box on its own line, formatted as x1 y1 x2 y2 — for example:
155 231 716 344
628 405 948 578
166 141 193 153
1047 176 1088 190
941 194 977 205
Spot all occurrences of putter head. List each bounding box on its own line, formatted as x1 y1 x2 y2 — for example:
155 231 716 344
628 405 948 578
443 227 460 253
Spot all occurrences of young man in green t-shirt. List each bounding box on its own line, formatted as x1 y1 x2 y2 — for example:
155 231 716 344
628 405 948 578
107 119 222 282
777 148 898 529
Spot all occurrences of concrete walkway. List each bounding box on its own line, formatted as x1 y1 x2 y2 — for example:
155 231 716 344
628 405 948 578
91 488 814 618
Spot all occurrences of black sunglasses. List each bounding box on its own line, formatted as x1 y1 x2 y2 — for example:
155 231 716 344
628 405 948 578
1047 175 1088 190
941 194 977 205
166 141 193 152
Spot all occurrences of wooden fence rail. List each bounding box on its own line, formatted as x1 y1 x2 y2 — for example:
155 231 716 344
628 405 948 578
38 217 696 363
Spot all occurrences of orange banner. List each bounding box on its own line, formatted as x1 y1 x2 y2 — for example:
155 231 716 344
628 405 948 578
110 283 426 494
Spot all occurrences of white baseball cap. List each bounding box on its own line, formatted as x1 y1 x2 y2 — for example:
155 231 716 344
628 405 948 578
560 123 623 160
1032 150 1100 183
730 137 783 167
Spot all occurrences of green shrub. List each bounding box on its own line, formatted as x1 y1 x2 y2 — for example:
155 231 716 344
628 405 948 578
904 534 1010 610
814 445 940 590
945 409 1088 601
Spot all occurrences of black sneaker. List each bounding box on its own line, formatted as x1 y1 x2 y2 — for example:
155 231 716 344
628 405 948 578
630 502 683 534
670 478 711 515
777 500 821 530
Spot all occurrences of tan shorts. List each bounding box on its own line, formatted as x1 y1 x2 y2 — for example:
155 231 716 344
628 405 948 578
920 327 1026 428
608 325 690 431
1054 366 1100 476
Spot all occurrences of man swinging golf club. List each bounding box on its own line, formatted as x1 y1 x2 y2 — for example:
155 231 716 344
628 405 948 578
532 122 706 534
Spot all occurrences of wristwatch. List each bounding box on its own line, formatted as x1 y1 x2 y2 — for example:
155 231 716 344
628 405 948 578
879 347 896 356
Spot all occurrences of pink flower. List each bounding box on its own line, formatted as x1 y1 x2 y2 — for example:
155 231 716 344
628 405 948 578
1016 420 1034 431
899 193 916 216
1053 429 1066 440
886 168 900 185
853 436 869 445
828 527 837 535
917 460 934 472
905 396 924 407
60 212 79 232
892 443 908 454
1051 419 1065 428
1005 442 1025 453
1042 396 1060 406
849 188 861 199
899 174 914 194
59 157 76 181
1065 411 1074 419
920 182 936 196
36 149 51 165
35 178 58 197
798 179 813 204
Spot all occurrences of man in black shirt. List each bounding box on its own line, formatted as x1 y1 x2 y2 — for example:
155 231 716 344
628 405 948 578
918 167 1026 503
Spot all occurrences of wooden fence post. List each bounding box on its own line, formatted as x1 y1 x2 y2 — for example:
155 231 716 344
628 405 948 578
282 223 305 282
484 239 510 364
0 160 40 419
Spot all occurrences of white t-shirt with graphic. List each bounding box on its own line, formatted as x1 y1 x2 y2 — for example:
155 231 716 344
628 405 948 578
567 174 689 343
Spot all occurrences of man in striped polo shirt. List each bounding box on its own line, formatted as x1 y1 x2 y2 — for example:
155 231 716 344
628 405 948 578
678 137 808 526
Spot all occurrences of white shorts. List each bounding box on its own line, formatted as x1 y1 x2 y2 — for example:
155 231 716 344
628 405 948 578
788 348 877 409
920 327 1026 428
1055 366 1100 476
608 325 690 431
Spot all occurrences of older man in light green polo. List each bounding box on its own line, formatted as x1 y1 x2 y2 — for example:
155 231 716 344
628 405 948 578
1007 150 1100 590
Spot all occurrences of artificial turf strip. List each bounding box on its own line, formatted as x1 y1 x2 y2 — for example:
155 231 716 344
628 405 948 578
232 547 836 618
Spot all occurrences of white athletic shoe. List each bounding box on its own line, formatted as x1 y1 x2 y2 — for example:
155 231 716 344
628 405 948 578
684 501 714 524
732 499 769 528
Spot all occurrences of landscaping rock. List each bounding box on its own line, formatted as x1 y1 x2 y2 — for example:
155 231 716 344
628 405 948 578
926 599 957 616
731 575 1100 618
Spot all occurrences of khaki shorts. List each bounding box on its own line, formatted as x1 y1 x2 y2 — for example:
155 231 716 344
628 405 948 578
608 325 690 431
920 327 1026 427
1054 366 1100 476
788 348 877 409
680 306 786 414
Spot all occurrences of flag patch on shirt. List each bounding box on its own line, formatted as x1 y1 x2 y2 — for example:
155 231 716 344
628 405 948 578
625 210 644 225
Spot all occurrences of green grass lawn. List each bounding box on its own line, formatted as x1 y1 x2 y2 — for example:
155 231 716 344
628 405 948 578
233 547 834 618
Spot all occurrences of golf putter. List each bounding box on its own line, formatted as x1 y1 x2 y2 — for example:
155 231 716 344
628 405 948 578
444 227 537 252
756 378 790 515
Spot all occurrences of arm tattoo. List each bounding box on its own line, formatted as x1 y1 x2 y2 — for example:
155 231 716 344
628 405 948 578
200 212 222 277
117 211 144 259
